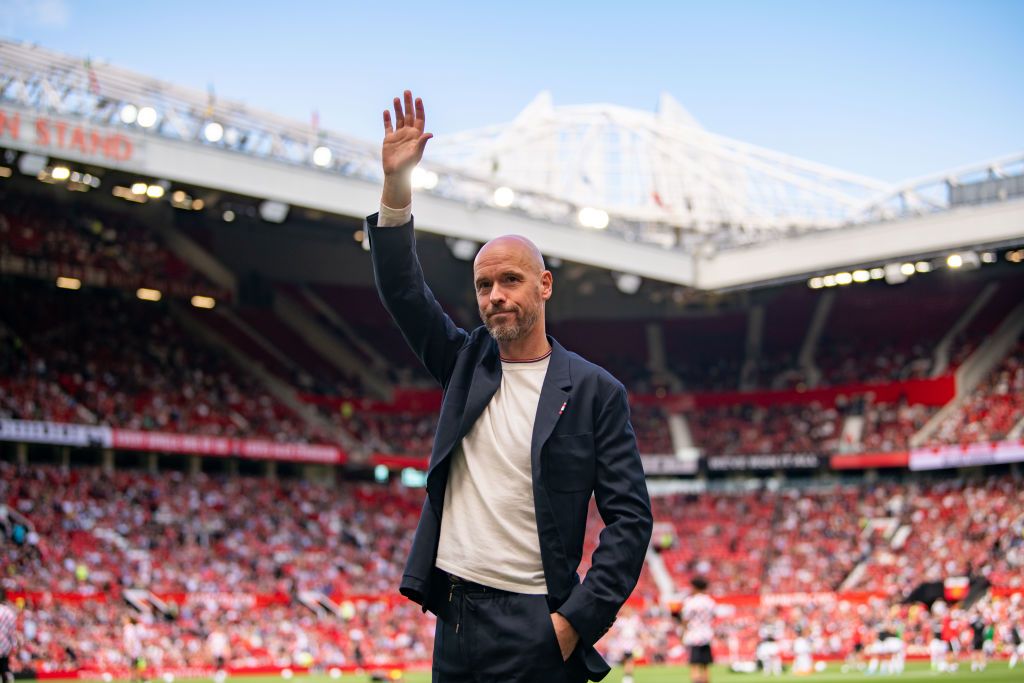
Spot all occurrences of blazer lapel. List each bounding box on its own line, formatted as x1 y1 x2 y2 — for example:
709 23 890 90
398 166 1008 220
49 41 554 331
530 337 573 475
457 342 502 442
426 337 501 507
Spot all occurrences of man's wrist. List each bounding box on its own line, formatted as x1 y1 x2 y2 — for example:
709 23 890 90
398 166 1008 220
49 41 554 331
382 172 412 209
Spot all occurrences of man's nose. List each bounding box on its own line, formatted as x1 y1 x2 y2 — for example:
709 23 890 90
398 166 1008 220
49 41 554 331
489 285 506 306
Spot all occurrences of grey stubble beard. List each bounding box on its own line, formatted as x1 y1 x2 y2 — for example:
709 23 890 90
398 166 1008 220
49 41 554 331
483 306 538 344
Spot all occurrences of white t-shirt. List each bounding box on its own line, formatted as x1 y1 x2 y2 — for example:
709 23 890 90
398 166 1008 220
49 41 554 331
435 355 550 594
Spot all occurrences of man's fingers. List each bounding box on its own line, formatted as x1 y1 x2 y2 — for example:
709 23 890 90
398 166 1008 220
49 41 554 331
383 110 393 135
393 97 405 129
415 97 426 131
403 90 415 128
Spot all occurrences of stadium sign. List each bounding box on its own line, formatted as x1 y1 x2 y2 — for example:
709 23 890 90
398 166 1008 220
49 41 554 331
908 439 1024 470
112 428 344 464
0 419 111 447
829 450 909 469
0 419 344 464
0 106 138 164
640 454 699 476
706 452 822 471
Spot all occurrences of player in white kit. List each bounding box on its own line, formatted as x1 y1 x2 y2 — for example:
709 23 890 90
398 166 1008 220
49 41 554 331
618 609 642 683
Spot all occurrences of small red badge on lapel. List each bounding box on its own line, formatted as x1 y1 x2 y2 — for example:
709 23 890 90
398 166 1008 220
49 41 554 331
559 401 567 415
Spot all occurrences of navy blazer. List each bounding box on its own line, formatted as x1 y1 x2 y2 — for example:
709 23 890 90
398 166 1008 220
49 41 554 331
368 214 653 681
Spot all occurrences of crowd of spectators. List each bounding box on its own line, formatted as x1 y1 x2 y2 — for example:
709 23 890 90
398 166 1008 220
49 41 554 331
0 191 217 297
686 402 842 456
0 281 324 443
2 459 1022 673
0 463 420 597
849 476 1024 596
859 399 939 453
928 340 1024 447
655 477 1023 598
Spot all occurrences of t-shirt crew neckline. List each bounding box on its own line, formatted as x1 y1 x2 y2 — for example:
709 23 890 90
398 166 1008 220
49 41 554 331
499 348 552 365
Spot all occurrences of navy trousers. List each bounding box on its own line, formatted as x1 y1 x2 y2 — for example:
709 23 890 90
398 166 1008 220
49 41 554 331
432 573 589 683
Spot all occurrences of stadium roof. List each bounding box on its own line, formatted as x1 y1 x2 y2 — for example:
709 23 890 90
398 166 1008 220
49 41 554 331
1 40 1022 290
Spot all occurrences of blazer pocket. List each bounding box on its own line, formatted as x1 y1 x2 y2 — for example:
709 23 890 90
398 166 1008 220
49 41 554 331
544 433 595 492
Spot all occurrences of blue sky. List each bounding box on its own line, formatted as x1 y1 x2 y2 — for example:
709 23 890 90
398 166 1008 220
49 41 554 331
3 0 1022 182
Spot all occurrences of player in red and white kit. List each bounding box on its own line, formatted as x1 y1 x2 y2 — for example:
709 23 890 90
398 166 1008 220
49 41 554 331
678 577 716 683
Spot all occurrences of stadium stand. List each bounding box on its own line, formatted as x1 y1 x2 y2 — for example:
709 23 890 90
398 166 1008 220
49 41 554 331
3 461 1021 673
0 281 321 443
2 169 1024 678
928 339 1024 446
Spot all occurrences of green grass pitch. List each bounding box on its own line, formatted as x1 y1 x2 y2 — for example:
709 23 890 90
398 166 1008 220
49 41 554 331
54 660 1022 683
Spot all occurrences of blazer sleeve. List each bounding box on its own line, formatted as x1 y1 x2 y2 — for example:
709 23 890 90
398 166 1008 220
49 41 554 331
367 213 469 388
557 382 654 647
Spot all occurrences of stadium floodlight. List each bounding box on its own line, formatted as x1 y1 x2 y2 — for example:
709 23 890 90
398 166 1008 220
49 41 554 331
614 272 642 295
950 251 980 270
900 263 916 277
493 186 515 208
822 274 837 287
203 122 224 143
17 153 48 177
136 107 158 129
223 127 241 147
852 269 870 283
191 199 205 210
411 167 438 190
808 277 824 289
259 200 290 223
946 253 963 269
136 288 162 302
869 268 885 280
172 190 186 203
146 185 165 199
190 295 216 309
447 238 478 261
884 263 909 285
834 272 853 286
915 261 932 273
312 146 333 168
222 210 236 222
577 206 610 229
981 252 997 264
119 104 138 125
131 182 148 195
51 166 70 181
56 276 81 290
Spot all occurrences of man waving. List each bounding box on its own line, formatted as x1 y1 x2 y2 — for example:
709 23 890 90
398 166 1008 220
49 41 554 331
367 90 653 683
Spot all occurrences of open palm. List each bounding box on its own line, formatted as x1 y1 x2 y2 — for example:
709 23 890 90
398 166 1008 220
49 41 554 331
382 90 433 176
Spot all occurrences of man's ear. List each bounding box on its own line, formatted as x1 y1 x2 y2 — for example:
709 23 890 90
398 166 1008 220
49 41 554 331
541 270 553 301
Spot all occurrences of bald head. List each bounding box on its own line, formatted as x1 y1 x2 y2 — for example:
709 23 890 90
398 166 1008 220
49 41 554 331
475 235 545 274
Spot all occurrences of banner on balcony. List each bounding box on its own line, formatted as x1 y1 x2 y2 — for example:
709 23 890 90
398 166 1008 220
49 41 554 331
909 439 1024 471
706 452 821 472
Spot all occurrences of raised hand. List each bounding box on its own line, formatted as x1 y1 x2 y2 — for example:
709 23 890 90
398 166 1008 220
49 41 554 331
382 90 433 177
